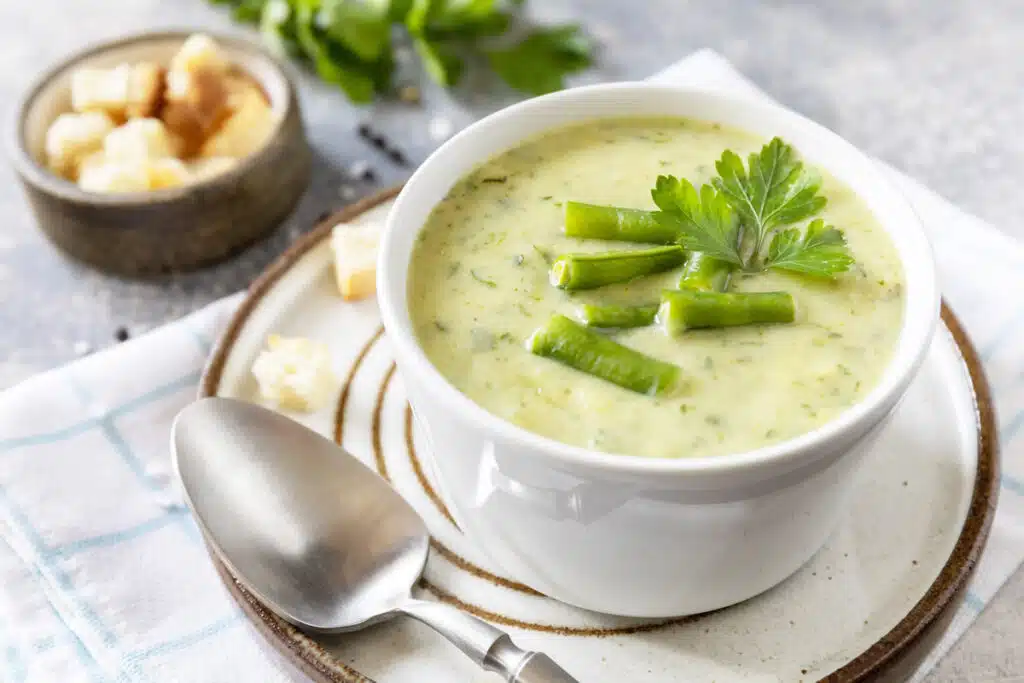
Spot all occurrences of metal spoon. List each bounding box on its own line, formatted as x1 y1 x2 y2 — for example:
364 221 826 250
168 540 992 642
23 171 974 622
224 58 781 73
172 396 580 683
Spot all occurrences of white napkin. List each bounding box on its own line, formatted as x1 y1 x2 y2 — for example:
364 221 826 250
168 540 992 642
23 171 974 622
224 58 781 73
2 50 1023 683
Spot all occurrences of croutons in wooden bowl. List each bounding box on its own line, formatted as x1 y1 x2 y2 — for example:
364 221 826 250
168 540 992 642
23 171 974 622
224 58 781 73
7 31 310 276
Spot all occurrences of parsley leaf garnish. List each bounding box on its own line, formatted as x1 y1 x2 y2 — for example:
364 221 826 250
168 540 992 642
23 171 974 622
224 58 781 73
763 219 855 277
486 25 592 95
292 0 383 103
259 0 304 59
713 137 827 262
211 0 593 102
225 0 270 22
420 0 511 38
412 36 465 86
650 175 743 265
646 137 855 278
319 0 393 62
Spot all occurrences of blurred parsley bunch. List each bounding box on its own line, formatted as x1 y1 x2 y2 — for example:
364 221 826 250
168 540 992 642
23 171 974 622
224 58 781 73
211 0 593 102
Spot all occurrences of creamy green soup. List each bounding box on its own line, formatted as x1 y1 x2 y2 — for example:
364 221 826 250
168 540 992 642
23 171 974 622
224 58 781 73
408 118 904 458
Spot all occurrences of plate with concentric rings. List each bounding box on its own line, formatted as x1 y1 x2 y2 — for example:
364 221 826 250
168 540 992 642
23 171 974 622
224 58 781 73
200 188 998 683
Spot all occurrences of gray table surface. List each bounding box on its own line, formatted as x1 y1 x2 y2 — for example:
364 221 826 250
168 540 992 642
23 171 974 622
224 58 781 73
1 0 1021 680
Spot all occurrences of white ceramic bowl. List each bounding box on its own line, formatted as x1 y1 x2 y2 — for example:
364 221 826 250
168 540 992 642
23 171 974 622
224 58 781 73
377 84 939 617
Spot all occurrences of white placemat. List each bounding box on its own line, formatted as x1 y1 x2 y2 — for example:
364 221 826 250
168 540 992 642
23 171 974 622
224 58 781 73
1 49 1022 683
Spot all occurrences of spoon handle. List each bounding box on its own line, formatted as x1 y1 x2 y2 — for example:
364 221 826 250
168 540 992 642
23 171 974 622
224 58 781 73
399 598 580 682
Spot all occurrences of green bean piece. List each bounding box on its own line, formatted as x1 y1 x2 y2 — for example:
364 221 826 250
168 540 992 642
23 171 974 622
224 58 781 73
660 290 795 334
576 303 659 328
678 252 733 292
550 245 686 290
564 201 681 243
526 315 684 396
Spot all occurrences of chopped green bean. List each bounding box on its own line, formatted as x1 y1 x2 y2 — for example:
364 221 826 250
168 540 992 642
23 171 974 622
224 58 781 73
678 252 733 291
564 201 680 243
576 303 659 328
660 290 795 334
526 314 684 396
550 245 686 290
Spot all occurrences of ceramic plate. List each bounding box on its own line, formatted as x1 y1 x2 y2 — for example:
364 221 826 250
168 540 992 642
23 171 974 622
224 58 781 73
200 189 998 682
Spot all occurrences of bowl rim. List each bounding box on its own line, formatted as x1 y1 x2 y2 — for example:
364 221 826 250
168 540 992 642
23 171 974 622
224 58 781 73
5 29 298 206
378 82 941 478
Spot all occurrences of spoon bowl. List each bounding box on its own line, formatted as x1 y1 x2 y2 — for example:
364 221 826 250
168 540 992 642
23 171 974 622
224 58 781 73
172 397 579 682
173 397 427 632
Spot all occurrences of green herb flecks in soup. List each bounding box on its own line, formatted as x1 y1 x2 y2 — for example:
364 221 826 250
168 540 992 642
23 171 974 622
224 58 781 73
408 118 904 458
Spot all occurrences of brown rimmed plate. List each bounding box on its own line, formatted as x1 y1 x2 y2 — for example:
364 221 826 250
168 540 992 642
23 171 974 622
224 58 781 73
200 188 998 683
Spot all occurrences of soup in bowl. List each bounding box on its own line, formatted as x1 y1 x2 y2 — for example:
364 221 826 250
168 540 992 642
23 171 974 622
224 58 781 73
378 84 938 617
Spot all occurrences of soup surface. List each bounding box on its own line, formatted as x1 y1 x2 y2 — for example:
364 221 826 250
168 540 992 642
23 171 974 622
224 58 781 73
408 118 904 458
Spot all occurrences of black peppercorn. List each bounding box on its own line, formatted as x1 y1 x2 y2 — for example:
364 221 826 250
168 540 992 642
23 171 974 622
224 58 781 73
387 147 408 166
357 123 388 149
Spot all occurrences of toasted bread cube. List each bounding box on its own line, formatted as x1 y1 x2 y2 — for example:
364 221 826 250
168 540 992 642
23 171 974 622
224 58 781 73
165 34 229 118
72 63 165 120
147 158 190 190
170 34 229 76
76 149 108 180
330 221 380 301
187 156 238 182
163 68 231 156
103 118 176 163
70 65 132 115
125 62 164 119
198 88 276 159
44 111 115 179
251 334 337 412
78 157 188 194
223 72 267 110
78 160 150 194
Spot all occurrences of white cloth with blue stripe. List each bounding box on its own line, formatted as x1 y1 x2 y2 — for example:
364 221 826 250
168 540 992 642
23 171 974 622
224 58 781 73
2 50 1023 683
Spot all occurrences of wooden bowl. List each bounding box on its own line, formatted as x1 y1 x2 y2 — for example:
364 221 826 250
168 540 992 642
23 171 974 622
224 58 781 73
6 30 311 276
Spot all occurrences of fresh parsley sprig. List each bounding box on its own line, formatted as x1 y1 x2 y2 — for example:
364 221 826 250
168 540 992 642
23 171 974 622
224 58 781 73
210 0 593 103
650 176 742 266
651 137 854 278
763 219 855 277
713 137 826 258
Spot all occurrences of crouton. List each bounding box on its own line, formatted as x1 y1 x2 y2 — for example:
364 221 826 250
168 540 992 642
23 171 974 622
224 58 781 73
169 34 229 76
71 63 164 120
77 160 150 193
330 221 381 301
103 118 177 162
198 87 276 159
251 335 337 412
125 62 164 119
44 111 115 179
